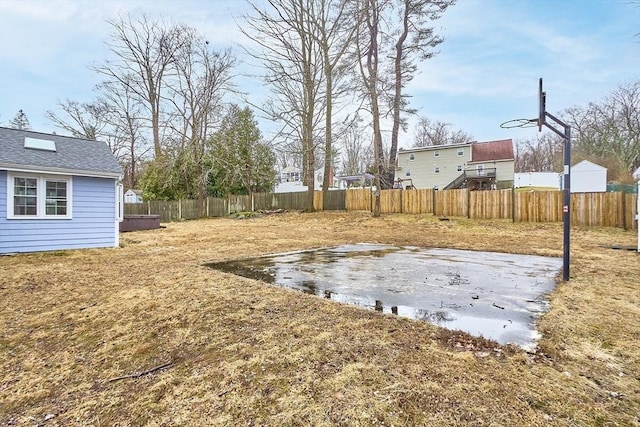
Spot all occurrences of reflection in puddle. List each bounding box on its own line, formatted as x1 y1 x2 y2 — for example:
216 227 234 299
206 244 562 350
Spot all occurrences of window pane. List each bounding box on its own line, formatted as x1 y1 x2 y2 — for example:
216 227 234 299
13 178 37 216
45 180 68 216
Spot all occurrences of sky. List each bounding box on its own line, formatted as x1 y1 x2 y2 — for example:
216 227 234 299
0 0 639 149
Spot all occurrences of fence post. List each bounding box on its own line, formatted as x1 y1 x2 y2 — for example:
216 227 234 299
370 187 373 213
432 190 437 216
511 187 515 223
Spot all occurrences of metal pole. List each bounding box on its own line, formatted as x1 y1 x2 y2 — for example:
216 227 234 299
562 126 571 281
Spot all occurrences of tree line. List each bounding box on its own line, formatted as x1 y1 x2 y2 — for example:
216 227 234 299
4 1 638 214
515 80 640 184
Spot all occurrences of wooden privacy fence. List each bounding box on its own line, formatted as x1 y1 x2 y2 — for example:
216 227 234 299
124 188 638 230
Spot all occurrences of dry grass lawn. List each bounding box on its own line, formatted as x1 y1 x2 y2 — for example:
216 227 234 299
0 211 638 426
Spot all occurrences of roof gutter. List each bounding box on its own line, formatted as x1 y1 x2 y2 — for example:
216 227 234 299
0 163 122 179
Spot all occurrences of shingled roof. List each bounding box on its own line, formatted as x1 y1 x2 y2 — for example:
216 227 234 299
471 139 514 162
0 127 122 178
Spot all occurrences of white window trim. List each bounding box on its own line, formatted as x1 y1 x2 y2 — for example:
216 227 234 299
434 166 440 174
409 154 415 161
434 151 440 157
7 172 73 220
116 183 124 222
457 148 464 156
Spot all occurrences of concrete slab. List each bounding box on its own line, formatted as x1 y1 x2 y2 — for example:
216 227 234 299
206 244 562 350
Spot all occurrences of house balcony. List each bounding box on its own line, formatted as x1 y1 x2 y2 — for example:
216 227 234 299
444 168 497 190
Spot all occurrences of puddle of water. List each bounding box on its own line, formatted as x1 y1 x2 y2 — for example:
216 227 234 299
205 244 562 350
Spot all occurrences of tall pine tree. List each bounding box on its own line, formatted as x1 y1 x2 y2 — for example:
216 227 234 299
9 109 30 130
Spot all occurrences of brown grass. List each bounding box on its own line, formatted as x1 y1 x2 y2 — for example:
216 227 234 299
0 211 638 426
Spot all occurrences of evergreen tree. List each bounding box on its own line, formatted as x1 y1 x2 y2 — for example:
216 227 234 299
9 109 30 130
209 105 276 196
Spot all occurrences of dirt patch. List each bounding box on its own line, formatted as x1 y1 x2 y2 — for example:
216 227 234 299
1 212 638 426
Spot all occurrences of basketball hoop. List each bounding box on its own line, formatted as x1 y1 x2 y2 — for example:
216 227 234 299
499 118 538 129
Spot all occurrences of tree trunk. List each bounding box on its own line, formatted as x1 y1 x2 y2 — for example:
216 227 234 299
389 0 410 189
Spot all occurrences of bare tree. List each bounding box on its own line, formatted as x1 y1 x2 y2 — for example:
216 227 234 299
413 116 473 146
563 79 640 174
46 90 149 190
514 134 563 173
242 0 326 211
166 33 236 214
387 0 454 186
99 78 150 189
95 14 188 158
46 99 111 140
311 0 358 193
338 118 374 176
355 0 387 216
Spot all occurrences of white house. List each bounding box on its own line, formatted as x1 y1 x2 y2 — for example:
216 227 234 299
0 127 123 253
124 189 143 203
568 160 607 193
275 166 335 193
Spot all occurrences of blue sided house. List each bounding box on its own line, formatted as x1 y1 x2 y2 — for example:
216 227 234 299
0 127 123 254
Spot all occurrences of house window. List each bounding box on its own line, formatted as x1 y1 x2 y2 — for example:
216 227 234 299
457 165 463 172
45 181 68 215
457 148 464 156
405 170 411 177
434 166 440 174
434 151 440 157
8 173 72 219
433 185 439 190
409 154 415 161
13 177 38 215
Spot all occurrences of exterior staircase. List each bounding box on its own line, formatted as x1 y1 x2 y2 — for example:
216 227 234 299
443 168 497 190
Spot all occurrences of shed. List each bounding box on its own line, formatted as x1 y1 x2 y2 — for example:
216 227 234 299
124 189 143 204
0 127 123 254
568 160 607 193
514 172 560 189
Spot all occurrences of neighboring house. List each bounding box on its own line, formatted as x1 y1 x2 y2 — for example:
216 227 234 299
335 173 375 189
0 127 123 254
396 139 515 190
514 172 561 189
275 166 335 193
566 160 607 193
124 189 143 204
278 165 302 183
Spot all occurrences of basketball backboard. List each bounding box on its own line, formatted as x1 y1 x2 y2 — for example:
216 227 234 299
538 78 546 132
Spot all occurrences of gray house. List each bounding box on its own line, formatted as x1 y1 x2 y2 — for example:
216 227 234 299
0 127 123 253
